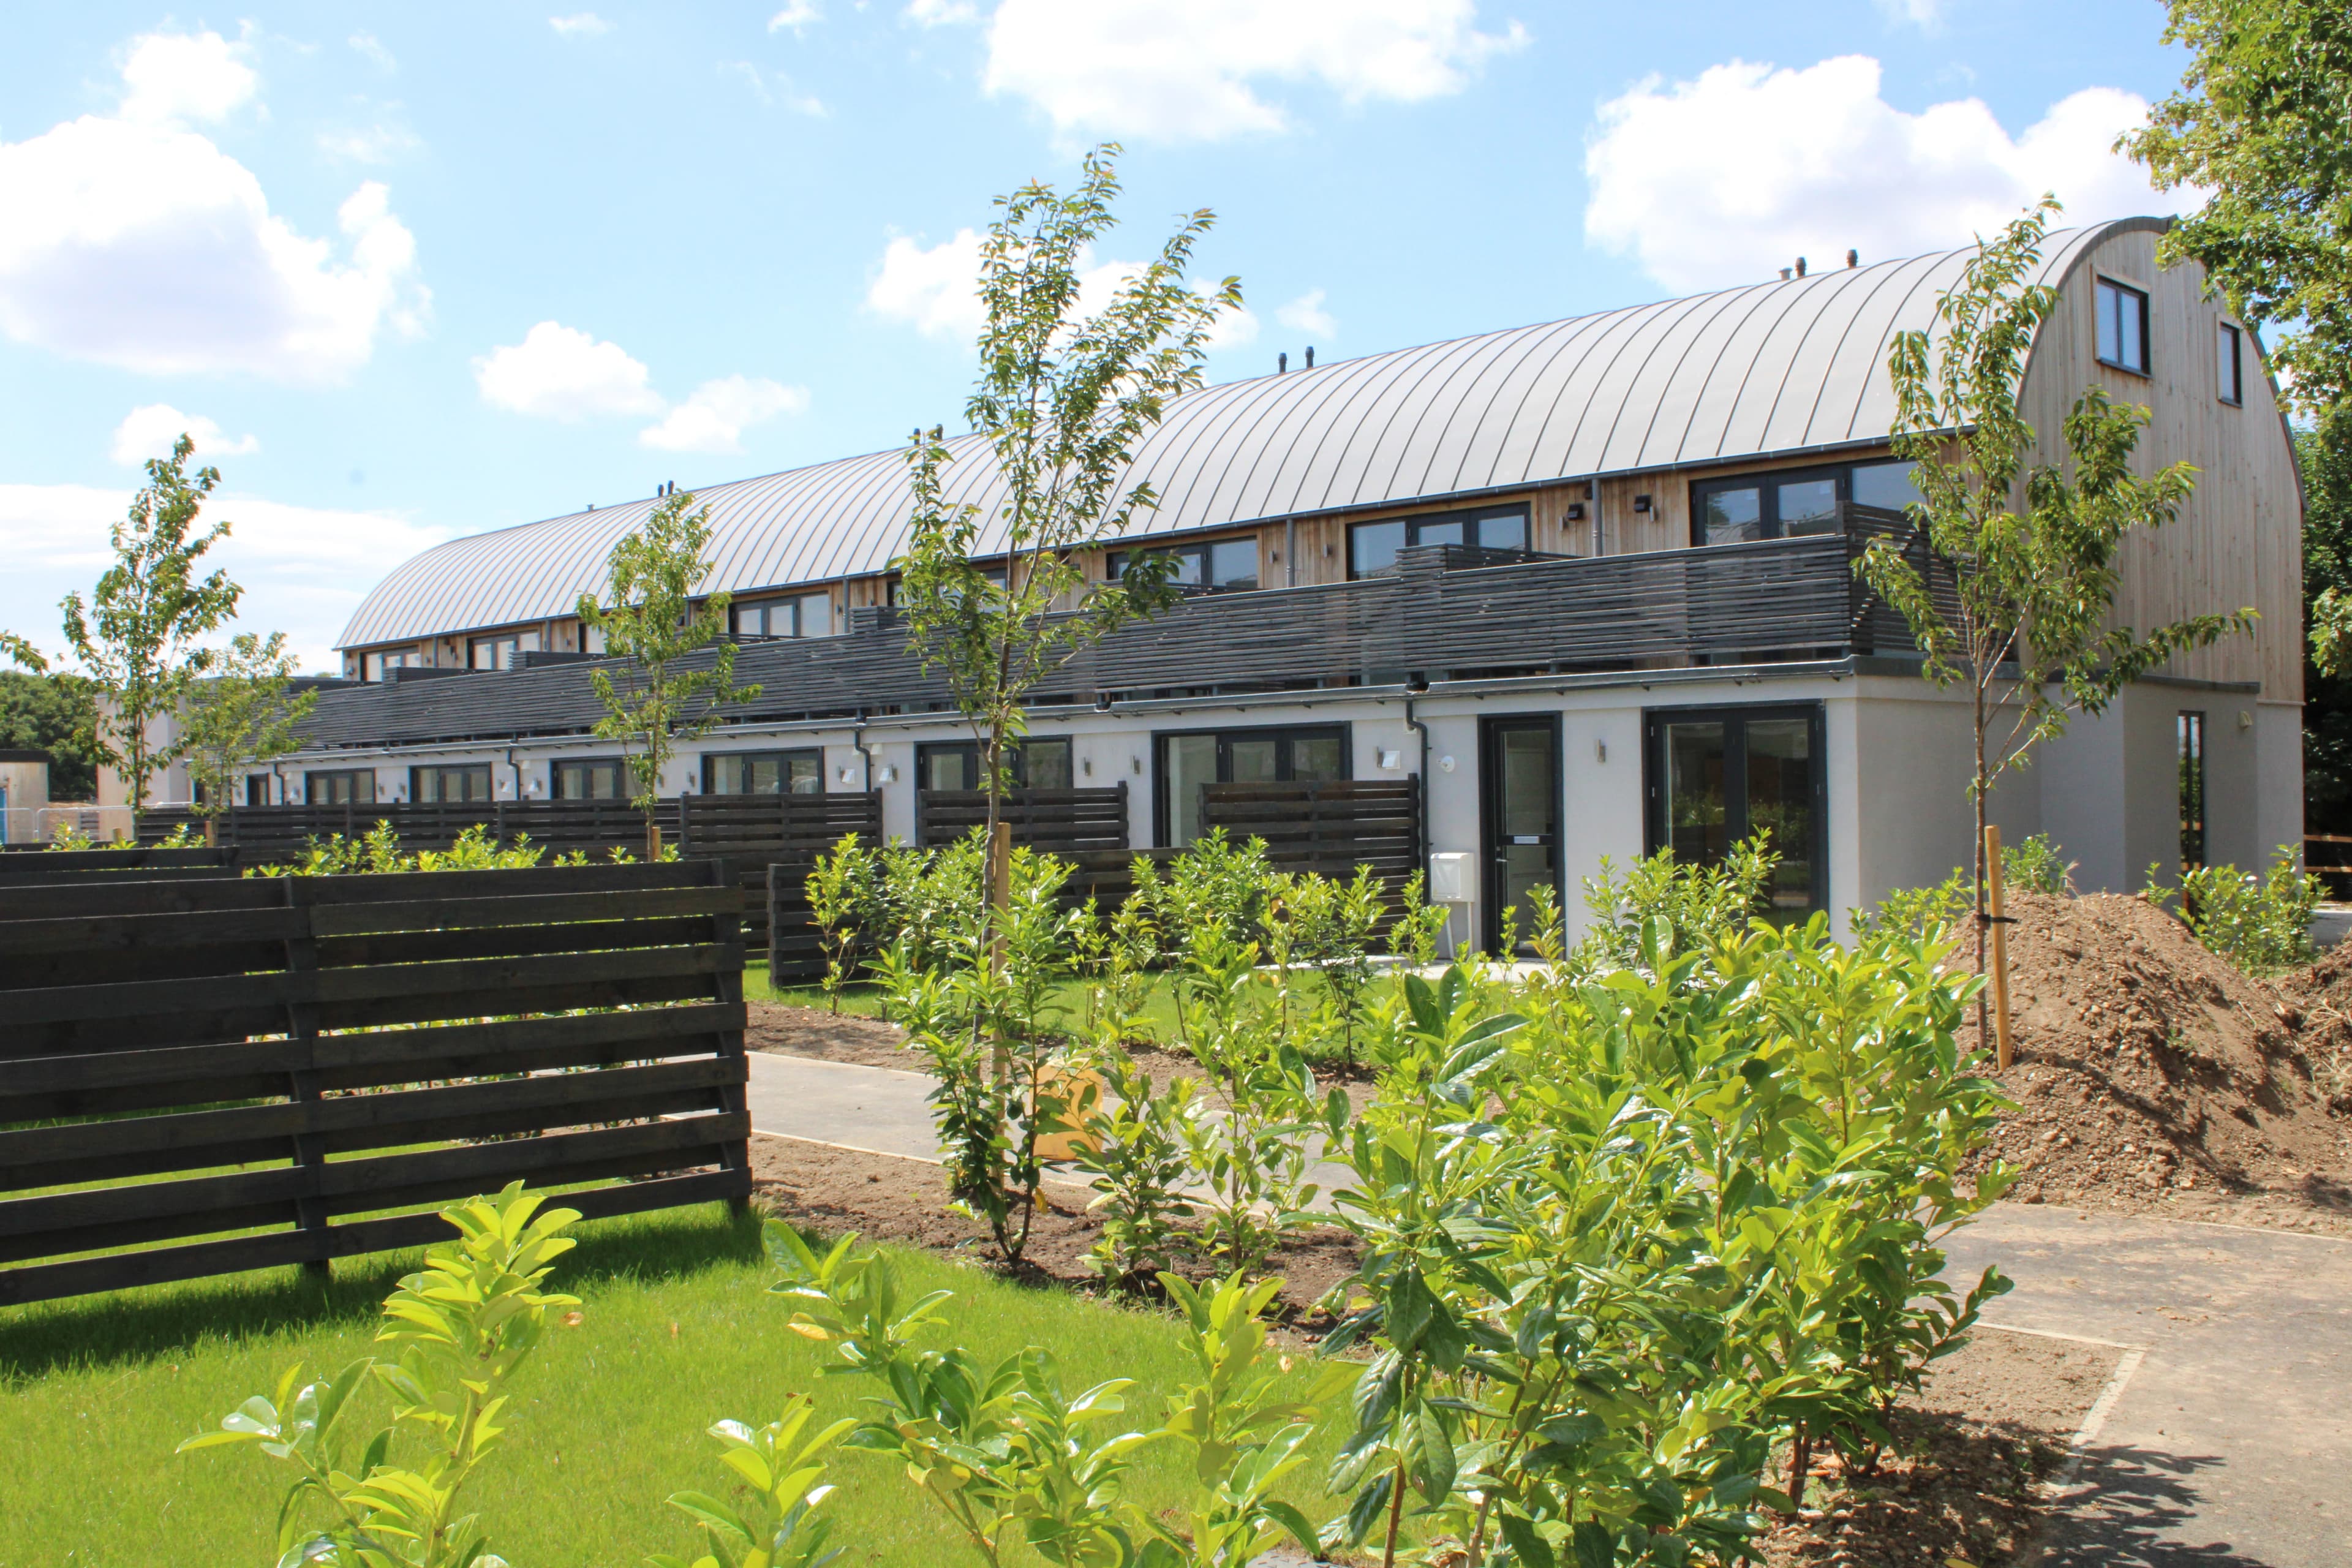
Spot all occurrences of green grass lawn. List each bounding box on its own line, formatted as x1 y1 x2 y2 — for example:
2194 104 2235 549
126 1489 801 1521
0 1202 1348 1567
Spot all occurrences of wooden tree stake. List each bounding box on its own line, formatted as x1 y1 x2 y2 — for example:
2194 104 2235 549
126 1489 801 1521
1984 823 2014 1070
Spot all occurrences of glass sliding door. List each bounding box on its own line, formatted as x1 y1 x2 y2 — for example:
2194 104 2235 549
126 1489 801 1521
1645 704 1825 916
1155 724 1350 846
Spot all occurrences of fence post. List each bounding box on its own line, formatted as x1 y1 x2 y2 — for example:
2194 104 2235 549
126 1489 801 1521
705 857 752 1215
279 876 334 1277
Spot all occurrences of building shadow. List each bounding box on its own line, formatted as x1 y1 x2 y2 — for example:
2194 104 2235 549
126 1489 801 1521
2039 1445 2274 1567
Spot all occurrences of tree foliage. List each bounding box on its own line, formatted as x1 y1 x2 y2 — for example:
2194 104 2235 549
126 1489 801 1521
61 434 243 816
1854 201 2253 952
0 671 100 799
578 489 759 853
2122 0 2352 415
896 142 1235 900
183 631 317 822
2297 409 2352 827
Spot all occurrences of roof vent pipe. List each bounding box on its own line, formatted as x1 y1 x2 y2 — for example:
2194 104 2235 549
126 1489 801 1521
1305 346 1314 368
1795 256 1807 277
1779 268 1792 281
1278 352 1287 374
1847 249 1858 268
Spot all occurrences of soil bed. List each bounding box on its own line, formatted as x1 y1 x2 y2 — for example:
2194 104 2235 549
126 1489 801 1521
1960 891 2352 1235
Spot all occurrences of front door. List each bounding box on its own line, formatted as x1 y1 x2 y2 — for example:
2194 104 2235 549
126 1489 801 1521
1481 715 1562 951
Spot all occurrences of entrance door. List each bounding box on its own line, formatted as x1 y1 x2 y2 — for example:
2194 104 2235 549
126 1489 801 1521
1480 715 1561 951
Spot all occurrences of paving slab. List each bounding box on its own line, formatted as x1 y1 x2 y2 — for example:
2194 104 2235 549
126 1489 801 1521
1944 1205 2352 1566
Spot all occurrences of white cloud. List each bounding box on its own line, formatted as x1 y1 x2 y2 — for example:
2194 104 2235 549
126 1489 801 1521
979 0 1527 142
118 28 258 126
905 0 980 21
1276 287 1336 339
0 482 451 673
769 1 823 32
549 13 613 38
473 322 665 420
318 117 421 164
726 62 827 115
109 404 260 466
639 375 810 453
0 85 429 382
1582 55 2195 293
1871 0 1943 28
867 228 989 339
350 32 397 71
866 228 1256 349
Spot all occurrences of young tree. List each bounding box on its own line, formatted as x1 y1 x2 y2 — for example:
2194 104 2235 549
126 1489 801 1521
897 141 1237 919
1855 200 2255 978
2122 0 2352 417
578 489 760 857
182 631 317 840
61 435 243 820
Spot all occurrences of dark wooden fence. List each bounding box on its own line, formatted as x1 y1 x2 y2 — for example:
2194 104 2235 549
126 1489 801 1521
0 846 243 885
1199 778 1422 882
683 792 882 977
138 799 684 859
0 859 748 1306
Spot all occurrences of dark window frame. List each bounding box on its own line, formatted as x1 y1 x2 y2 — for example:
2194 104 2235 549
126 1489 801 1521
1687 458 1918 548
1107 535 1262 594
410 763 494 805
1642 701 1828 916
244 774 272 807
2095 276 2152 376
467 631 540 671
914 737 1073 794
1346 505 1529 579
1150 722 1352 847
2178 710 2207 870
701 747 826 795
305 767 374 805
552 755 628 801
2217 322 2244 407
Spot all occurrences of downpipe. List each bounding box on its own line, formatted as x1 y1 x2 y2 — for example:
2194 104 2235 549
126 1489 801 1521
1402 688 1444 954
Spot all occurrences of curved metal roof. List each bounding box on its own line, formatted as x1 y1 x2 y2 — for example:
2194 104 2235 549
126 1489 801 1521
339 222 2128 650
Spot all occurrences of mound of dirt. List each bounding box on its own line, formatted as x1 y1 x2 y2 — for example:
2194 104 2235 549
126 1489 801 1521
1970 891 2352 1230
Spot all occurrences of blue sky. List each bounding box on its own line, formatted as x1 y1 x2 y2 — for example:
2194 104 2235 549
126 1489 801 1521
0 1 2200 669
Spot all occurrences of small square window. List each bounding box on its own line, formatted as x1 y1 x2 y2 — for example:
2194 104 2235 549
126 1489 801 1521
2095 278 2150 375
2218 322 2244 406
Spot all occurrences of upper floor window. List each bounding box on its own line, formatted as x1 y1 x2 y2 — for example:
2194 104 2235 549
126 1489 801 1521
361 648 421 682
1108 537 1259 593
1347 505 1528 578
1691 459 1918 547
2096 277 2150 375
2218 322 2244 406
731 590 834 639
468 631 540 671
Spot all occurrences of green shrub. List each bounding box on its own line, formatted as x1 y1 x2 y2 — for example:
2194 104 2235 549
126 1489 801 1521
2153 845 2322 974
2002 832 2073 894
1570 832 1776 970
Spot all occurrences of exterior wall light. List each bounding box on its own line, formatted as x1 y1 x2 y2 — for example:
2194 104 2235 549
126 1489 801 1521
1439 755 1457 772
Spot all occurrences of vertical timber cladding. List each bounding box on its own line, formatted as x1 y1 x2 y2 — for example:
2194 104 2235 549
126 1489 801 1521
0 860 750 1306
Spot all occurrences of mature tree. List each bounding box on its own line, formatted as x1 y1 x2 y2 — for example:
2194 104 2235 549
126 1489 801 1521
61 435 243 818
183 632 317 839
897 141 1234 916
1855 201 2255 978
2122 0 2352 417
0 671 102 800
578 489 760 857
2294 409 2352 830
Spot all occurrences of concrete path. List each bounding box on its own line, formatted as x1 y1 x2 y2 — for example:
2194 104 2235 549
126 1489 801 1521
744 1052 2352 1566
1943 1205 2351 1567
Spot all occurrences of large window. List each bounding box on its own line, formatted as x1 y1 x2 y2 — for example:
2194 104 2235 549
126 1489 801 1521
361 649 420 682
553 757 626 799
1691 459 1921 547
703 748 823 794
412 763 493 804
1156 724 1348 846
468 631 541 671
732 591 834 639
306 768 373 804
916 739 1072 793
2096 277 2150 375
1348 505 1527 577
1108 536 1260 593
2218 322 2244 406
1645 704 1825 916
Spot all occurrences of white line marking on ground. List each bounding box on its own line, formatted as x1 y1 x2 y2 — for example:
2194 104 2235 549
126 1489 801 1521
1977 1320 2148 1352
2014 1344 2150 1567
